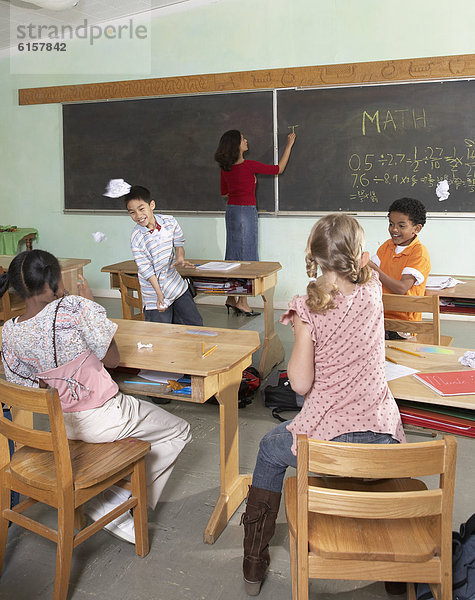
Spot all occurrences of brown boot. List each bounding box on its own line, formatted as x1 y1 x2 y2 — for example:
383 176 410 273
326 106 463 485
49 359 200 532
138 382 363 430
241 485 281 596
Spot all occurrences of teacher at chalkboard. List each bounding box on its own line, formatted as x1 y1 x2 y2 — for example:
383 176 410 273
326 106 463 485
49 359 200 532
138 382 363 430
214 130 295 316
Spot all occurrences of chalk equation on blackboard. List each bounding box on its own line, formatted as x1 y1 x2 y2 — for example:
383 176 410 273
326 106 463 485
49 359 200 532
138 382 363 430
348 140 475 205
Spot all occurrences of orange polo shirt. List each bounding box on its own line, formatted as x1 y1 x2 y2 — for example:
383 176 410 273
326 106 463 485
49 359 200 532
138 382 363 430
376 236 431 322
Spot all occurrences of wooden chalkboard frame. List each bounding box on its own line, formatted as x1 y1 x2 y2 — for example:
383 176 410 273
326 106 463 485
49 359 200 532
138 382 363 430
19 54 475 217
18 54 475 105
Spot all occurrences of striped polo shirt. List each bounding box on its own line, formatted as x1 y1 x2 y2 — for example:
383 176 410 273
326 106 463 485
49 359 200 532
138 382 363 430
130 214 188 310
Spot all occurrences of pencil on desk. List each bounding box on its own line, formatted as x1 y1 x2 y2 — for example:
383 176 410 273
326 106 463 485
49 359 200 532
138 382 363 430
387 345 424 358
202 344 217 358
385 356 398 364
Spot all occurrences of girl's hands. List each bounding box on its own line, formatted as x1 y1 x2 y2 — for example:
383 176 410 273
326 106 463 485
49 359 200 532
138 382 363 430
77 274 94 301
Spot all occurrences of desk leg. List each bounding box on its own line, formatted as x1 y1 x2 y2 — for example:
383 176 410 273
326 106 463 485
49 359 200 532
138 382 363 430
258 286 284 379
204 362 252 544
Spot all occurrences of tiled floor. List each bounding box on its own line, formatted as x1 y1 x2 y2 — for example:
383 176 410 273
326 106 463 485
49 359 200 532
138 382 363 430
1 300 474 600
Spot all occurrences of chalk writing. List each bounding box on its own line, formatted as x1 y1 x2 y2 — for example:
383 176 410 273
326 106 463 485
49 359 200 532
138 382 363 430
362 108 427 135
348 139 475 205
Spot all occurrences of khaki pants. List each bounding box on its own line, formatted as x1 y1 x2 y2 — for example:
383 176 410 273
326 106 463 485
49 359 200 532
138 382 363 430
63 392 191 509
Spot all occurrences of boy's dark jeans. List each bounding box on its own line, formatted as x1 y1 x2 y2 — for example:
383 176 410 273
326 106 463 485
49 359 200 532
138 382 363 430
144 289 203 326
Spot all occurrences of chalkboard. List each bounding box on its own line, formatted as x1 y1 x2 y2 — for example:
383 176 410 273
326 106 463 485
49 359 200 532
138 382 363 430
277 80 475 213
63 80 475 214
63 91 275 212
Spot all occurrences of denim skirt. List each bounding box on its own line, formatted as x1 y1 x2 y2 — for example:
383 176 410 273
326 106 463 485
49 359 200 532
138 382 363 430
225 204 258 261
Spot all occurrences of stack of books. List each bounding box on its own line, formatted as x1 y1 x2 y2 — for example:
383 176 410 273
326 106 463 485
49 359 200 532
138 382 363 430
192 278 252 294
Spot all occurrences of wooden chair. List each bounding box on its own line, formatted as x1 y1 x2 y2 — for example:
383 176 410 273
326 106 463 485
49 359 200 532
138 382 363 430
118 272 144 321
284 434 457 600
0 267 25 323
383 293 453 346
0 378 151 600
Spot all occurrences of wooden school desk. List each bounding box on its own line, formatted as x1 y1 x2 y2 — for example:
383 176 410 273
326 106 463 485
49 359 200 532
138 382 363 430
0 256 90 296
425 276 475 316
111 319 260 544
386 341 475 411
101 259 284 377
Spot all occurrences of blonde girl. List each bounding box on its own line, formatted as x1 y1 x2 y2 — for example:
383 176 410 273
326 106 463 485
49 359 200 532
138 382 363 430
240 214 405 596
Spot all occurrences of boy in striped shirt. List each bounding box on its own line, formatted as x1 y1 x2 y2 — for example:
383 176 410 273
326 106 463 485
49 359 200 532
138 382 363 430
123 184 203 325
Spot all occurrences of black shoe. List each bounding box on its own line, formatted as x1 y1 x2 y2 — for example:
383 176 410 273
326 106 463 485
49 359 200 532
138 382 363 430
234 307 261 317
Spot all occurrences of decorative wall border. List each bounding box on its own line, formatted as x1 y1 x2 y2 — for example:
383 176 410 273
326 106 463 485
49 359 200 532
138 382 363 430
18 53 475 105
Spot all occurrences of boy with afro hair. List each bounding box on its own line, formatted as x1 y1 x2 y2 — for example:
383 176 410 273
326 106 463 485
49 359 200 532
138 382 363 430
370 197 430 338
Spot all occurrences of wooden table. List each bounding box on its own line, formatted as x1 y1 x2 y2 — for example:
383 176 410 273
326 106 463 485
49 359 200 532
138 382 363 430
425 276 475 316
0 256 90 296
387 341 475 410
111 319 260 544
102 259 283 378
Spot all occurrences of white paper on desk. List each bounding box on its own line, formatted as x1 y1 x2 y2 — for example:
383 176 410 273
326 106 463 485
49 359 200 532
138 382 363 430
138 370 184 383
385 362 419 381
426 276 466 290
195 261 240 271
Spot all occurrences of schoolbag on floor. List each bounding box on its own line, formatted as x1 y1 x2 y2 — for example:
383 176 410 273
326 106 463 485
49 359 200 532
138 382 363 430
238 366 261 408
416 513 475 600
264 371 304 422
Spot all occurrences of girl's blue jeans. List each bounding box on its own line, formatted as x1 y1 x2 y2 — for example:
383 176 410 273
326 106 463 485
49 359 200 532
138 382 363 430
252 420 398 493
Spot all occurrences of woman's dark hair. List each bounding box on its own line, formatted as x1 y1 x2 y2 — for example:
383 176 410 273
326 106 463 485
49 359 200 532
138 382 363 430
123 185 152 206
0 250 61 300
214 130 241 171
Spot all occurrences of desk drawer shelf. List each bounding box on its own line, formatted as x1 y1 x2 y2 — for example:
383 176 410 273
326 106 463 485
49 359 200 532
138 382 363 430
113 372 218 404
192 277 254 296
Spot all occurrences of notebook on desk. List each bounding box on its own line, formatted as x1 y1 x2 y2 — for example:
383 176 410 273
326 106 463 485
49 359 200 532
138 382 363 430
195 261 240 271
414 370 475 396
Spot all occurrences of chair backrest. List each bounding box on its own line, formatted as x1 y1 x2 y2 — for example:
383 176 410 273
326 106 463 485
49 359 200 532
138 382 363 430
0 378 73 492
0 267 25 323
295 434 456 558
118 272 144 321
382 293 440 345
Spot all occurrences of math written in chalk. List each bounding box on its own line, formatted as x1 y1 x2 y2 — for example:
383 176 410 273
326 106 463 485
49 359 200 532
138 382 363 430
347 139 475 205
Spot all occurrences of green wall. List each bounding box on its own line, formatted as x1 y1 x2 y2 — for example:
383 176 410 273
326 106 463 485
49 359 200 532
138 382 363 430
1 0 474 305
